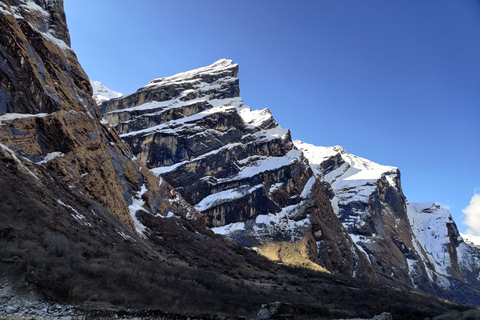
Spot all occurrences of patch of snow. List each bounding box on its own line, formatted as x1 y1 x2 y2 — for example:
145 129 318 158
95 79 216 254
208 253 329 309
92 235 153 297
300 177 316 199
237 106 273 128
0 2 12 15
151 142 242 176
222 149 302 182
211 222 246 235
269 182 283 193
243 126 289 144
0 112 51 126
120 105 236 138
39 31 70 51
128 184 149 237
195 184 263 211
461 233 480 246
117 230 135 242
349 234 372 264
38 151 64 164
407 202 454 277
57 199 92 227
209 97 244 109
144 59 237 88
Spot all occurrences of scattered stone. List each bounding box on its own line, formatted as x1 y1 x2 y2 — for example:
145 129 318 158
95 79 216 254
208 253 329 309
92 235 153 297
373 313 392 320
257 302 297 320
335 312 393 320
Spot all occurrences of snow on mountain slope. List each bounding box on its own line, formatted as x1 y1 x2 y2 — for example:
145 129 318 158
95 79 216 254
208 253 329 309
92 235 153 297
461 233 480 247
407 203 455 276
294 141 400 230
91 81 123 105
295 141 442 287
407 202 480 302
297 139 480 304
96 60 376 280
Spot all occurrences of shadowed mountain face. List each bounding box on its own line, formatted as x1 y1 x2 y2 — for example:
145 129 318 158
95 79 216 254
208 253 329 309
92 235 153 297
0 1 477 318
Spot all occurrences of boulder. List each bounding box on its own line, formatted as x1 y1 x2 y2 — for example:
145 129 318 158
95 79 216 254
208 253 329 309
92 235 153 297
257 302 297 320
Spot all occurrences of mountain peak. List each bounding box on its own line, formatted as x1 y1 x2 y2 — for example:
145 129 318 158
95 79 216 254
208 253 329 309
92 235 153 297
144 59 238 89
91 81 123 105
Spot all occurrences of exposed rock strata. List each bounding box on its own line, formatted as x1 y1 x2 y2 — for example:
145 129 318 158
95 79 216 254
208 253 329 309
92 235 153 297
98 60 376 280
0 1 469 318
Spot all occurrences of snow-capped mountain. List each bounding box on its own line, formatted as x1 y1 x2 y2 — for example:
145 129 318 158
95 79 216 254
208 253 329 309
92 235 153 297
91 80 122 105
97 59 376 280
96 60 480 305
296 141 480 305
2 2 474 317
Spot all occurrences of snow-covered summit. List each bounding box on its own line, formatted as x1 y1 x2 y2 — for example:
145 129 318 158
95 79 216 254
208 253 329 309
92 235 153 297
294 140 399 208
461 233 480 247
91 81 123 105
144 59 238 88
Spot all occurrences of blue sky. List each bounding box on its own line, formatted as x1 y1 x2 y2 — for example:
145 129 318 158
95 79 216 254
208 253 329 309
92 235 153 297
64 1 480 234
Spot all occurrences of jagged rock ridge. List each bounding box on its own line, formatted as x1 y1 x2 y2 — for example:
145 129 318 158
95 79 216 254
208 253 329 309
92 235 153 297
98 60 376 280
97 62 480 305
0 1 473 317
295 141 480 305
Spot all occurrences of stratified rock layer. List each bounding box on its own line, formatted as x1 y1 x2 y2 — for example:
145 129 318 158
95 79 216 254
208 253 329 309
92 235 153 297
99 60 376 280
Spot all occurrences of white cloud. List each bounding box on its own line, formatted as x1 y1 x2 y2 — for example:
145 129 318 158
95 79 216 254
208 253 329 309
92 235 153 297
462 192 480 236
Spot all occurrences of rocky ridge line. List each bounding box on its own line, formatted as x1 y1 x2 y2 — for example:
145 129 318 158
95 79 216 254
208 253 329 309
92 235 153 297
96 60 376 281
295 141 480 305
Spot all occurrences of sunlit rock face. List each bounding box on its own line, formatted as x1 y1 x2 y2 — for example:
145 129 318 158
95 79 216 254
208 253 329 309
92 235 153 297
295 141 480 305
0 0 199 232
97 60 376 281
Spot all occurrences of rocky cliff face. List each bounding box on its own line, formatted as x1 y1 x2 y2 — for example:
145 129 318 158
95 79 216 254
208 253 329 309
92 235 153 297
96 59 480 305
407 202 480 305
295 141 480 305
97 60 376 281
0 1 470 317
0 0 199 231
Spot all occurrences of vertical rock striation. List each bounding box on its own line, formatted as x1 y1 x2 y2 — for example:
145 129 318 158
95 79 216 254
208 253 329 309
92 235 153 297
0 0 199 233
